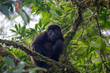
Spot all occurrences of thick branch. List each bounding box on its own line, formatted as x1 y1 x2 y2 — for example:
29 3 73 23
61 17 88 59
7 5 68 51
0 39 80 73
63 0 110 54
0 44 32 69
63 7 83 55
71 0 110 8
62 0 110 58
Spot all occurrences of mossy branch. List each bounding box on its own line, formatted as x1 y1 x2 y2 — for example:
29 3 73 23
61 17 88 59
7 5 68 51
71 0 110 8
63 0 110 56
0 39 80 73
0 44 32 69
63 7 83 55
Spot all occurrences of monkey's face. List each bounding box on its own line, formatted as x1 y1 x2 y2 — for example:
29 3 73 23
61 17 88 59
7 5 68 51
47 25 62 42
48 29 61 42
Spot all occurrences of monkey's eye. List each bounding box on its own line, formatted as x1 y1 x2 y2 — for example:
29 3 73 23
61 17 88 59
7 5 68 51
55 30 60 35
48 30 53 36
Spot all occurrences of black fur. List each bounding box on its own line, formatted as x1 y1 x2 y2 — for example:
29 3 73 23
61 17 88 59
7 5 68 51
31 25 64 68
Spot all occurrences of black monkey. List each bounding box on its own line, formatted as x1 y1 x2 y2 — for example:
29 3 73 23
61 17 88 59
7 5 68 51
31 25 64 68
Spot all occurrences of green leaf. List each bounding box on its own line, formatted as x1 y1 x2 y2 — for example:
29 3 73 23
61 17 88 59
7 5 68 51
90 42 98 49
18 24 21 33
101 38 106 49
4 56 15 68
39 20 42 27
107 47 110 51
17 61 25 69
49 10 59 18
19 10 30 25
15 24 19 32
22 25 26 29
18 24 21 29
42 22 49 29
10 29 16 33
96 37 102 48
21 25 26 37
0 1 3 4
96 37 106 49
49 0 54 4
56 9 62 16
13 69 23 73
10 5 13 13
29 67 47 73
35 24 38 31
22 25 26 33
36 10 41 15
0 5 9 18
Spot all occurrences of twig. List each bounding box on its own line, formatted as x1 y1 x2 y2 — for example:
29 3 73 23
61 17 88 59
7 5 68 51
62 25 71 32
76 8 96 43
95 16 102 36
76 28 84 43
95 11 110 71
86 8 110 72
99 52 110 71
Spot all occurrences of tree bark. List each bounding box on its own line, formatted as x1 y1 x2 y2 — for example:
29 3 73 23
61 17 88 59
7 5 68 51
0 39 80 73
0 44 32 69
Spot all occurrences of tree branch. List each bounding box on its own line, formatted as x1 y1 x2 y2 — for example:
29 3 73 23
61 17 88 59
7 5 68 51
63 7 83 55
0 44 32 69
95 16 110 71
71 0 110 8
0 39 80 73
62 0 110 59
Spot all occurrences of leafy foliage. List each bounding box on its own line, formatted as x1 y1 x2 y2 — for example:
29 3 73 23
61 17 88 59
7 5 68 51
0 0 30 24
0 0 110 73
0 56 47 73
0 1 13 18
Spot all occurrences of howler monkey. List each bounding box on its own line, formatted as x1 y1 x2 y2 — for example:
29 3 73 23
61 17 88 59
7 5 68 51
31 25 64 68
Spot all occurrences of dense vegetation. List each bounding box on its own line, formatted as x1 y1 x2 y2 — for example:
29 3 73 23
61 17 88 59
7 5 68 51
0 0 110 73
